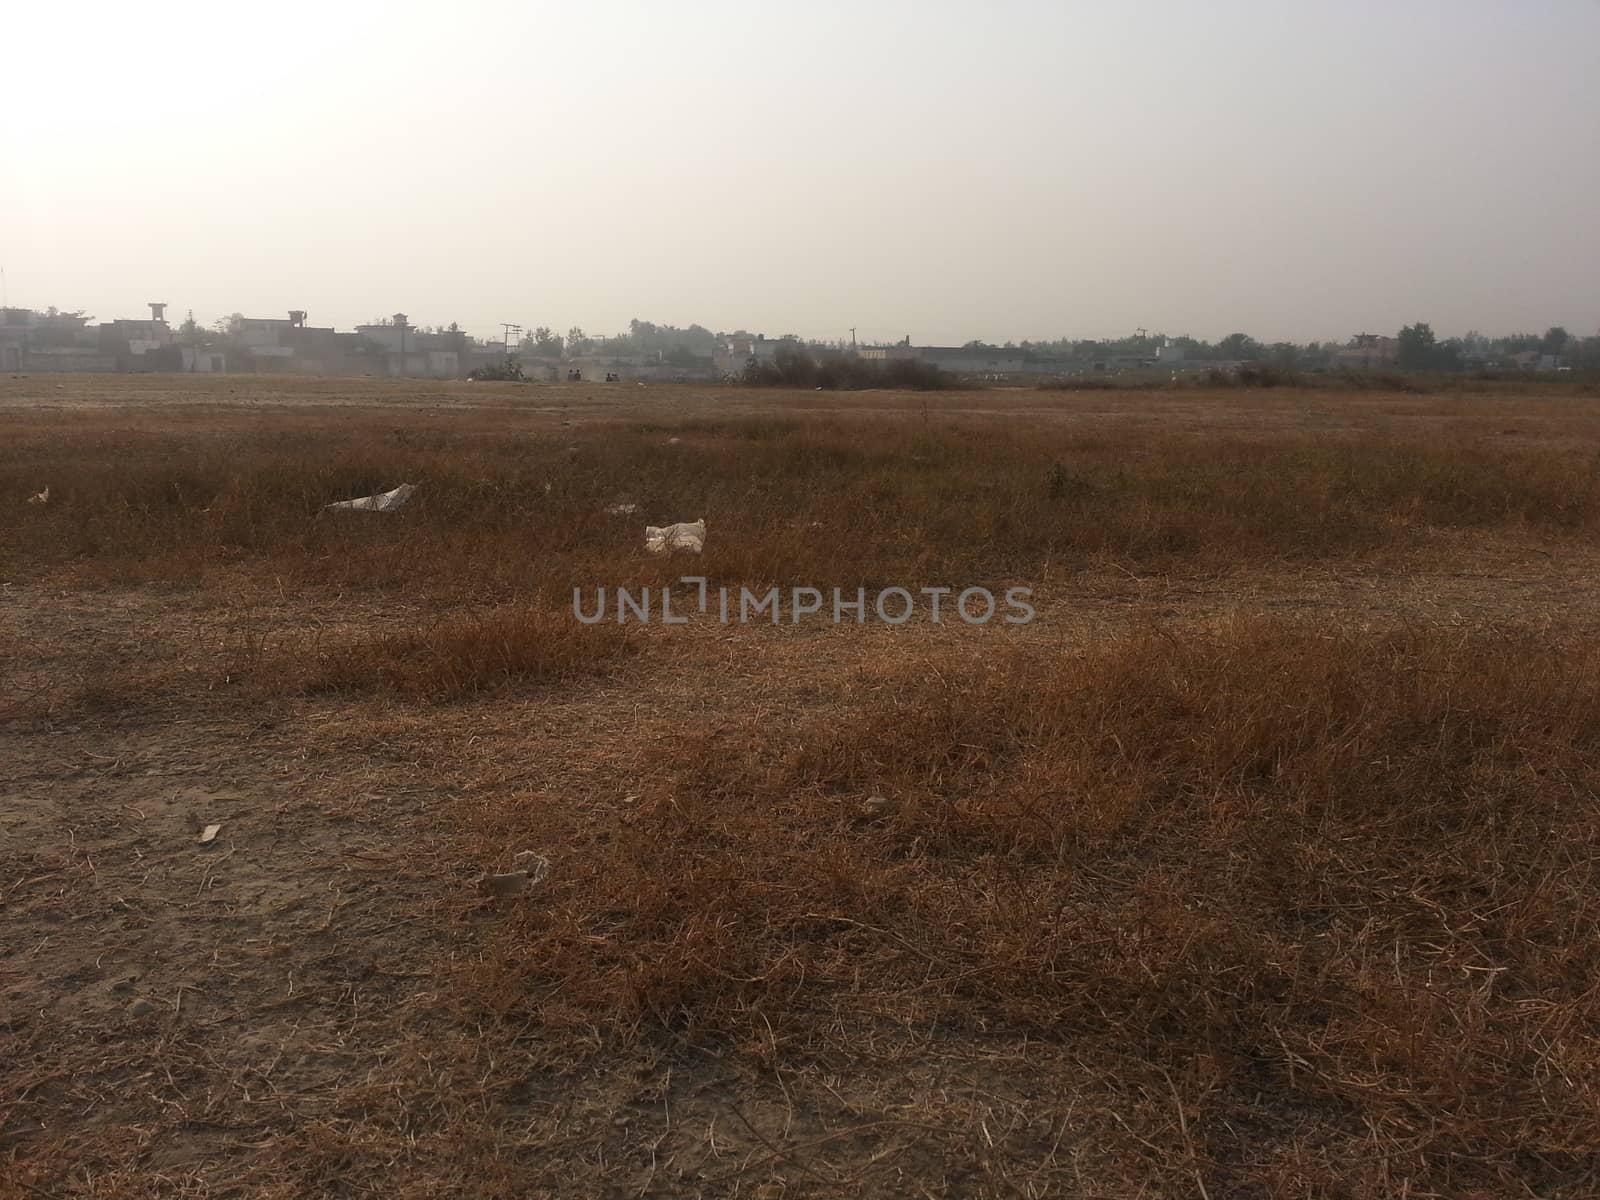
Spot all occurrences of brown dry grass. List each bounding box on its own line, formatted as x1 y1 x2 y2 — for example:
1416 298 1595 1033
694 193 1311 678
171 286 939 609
3 375 1600 1198
275 603 636 700
5 380 1600 597
458 619 1600 1195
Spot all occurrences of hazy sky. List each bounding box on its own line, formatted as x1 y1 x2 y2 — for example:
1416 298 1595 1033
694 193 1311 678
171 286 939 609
4 0 1596 346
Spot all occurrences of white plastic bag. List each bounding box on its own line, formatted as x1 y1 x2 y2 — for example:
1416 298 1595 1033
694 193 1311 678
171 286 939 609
323 483 416 513
644 518 705 555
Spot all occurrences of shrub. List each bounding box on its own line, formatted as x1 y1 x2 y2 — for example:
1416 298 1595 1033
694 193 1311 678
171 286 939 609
741 347 953 390
467 358 526 382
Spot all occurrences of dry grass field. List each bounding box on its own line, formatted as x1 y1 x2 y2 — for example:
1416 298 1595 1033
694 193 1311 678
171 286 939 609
3 372 1600 1198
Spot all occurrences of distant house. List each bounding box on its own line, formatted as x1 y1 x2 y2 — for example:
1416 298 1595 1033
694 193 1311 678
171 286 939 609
352 314 413 355
1 307 112 371
713 334 805 375
234 310 328 347
99 303 175 367
181 347 227 373
1334 336 1398 370
349 313 455 376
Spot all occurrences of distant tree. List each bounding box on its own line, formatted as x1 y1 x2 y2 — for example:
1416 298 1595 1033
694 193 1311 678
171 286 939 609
566 326 591 356
1217 332 1260 360
177 309 220 347
1396 323 1437 369
1542 326 1570 355
1298 341 1334 369
532 326 563 358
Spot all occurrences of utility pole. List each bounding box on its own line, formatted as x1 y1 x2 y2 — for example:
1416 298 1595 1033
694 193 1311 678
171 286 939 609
501 323 522 357
849 326 857 350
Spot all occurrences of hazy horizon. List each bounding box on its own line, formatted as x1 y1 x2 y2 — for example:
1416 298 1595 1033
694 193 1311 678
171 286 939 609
5 0 1597 347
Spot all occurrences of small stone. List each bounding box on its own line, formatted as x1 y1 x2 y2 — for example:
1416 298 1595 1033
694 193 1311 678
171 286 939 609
128 999 157 1018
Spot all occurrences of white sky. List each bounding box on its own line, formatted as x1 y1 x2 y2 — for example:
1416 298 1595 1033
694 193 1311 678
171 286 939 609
3 0 1596 345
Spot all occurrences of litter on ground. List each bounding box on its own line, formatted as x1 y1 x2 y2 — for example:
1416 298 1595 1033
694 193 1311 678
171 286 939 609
323 483 416 513
511 851 552 883
644 518 705 555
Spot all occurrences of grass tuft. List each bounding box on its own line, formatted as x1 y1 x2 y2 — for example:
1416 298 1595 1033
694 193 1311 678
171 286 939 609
288 603 634 700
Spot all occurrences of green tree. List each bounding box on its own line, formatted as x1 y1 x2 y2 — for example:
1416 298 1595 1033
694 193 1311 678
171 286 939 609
1218 332 1260 360
540 328 565 358
1396 323 1437 369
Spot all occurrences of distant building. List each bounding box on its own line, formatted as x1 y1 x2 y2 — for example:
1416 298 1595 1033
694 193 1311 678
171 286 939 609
233 310 330 348
181 347 227 373
98 303 174 366
350 313 456 376
1334 336 1399 370
353 314 412 355
0 307 112 371
714 334 795 375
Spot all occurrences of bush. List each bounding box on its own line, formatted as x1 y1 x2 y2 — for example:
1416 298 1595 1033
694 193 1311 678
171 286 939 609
742 347 953 390
1198 362 1302 388
467 358 526 382
1037 375 1127 391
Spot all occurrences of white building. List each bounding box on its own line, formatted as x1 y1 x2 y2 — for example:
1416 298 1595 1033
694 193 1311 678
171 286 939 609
181 347 227 372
